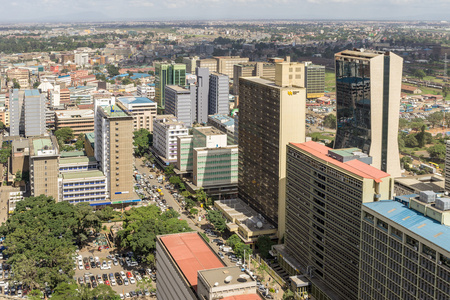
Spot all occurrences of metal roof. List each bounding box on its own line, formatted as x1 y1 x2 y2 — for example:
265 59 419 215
364 200 450 253
160 232 224 291
61 170 105 180
24 89 40 97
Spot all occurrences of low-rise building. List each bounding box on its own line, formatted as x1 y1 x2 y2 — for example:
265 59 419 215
60 170 107 204
55 109 95 134
208 114 236 145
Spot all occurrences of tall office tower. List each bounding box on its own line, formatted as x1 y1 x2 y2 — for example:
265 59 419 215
94 105 134 202
360 193 450 300
305 62 325 99
208 73 229 115
24 90 46 137
285 141 393 300
334 49 403 177
196 67 210 124
446 140 450 192
9 89 20 136
214 56 249 78
155 63 186 111
238 60 306 236
233 62 277 95
29 136 60 200
165 85 193 127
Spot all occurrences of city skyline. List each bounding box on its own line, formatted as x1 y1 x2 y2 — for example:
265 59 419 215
1 0 450 23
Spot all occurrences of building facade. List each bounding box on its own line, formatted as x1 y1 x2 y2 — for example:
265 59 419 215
60 170 107 204
233 62 276 95
9 89 20 136
305 62 325 99
153 115 189 162
214 56 249 78
155 63 186 110
284 141 393 300
24 90 46 137
208 72 229 116
334 49 403 177
165 85 193 127
54 109 95 134
196 67 210 124
238 60 306 236
116 96 157 132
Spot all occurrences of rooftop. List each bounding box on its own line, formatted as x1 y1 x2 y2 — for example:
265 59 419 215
198 266 256 289
117 96 156 105
194 126 225 136
208 114 235 127
336 49 384 59
60 156 96 165
364 200 450 253
32 138 53 152
55 109 94 119
241 76 305 90
290 141 390 183
85 132 95 144
60 150 86 158
166 85 191 93
100 105 130 118
61 170 105 180
159 232 224 291
24 89 40 97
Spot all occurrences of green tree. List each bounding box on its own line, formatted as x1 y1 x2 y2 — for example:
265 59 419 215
413 69 426 80
12 78 20 89
148 70 154 75
91 284 120 300
14 170 22 182
323 114 337 129
199 232 210 243
0 121 5 130
169 175 182 187
399 118 410 130
404 134 419 148
106 64 120 77
33 81 40 89
282 289 296 300
144 253 155 267
133 128 152 157
122 77 133 85
227 234 241 249
234 242 252 259
427 144 446 160
0 142 12 164
164 165 175 176
190 208 199 216
427 111 443 128
256 235 274 259
75 133 85 150
54 127 74 145
175 56 184 63
416 125 427 148
207 210 227 233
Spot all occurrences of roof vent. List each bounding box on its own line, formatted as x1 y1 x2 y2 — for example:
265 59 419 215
435 198 450 211
214 282 219 287
224 276 233 283
419 191 436 203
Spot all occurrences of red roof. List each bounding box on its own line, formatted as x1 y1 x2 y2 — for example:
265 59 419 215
222 295 263 300
160 232 224 291
290 141 390 183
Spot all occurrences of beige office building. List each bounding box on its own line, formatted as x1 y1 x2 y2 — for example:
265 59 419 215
116 96 157 132
233 62 276 95
94 105 135 202
214 56 249 78
238 59 306 238
29 136 60 201
196 59 217 73
335 49 403 177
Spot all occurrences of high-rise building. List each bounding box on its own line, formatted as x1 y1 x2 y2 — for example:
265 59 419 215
155 63 186 111
284 141 393 300
29 136 60 200
208 72 229 115
24 90 46 137
153 115 189 163
360 194 450 300
183 56 199 74
165 85 194 127
116 96 157 132
196 59 217 73
94 105 134 202
196 67 210 124
233 62 276 95
238 60 306 236
214 56 249 78
9 89 20 136
334 49 403 177
445 140 450 192
305 62 325 99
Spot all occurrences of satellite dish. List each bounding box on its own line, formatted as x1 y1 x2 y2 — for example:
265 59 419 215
214 282 219 287
257 222 263 228
224 276 233 283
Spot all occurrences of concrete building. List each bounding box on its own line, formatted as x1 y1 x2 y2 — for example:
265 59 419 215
284 141 393 300
183 56 199 74
9 89 20 136
305 62 325 99
7 68 30 88
155 63 186 110
196 67 210 124
238 59 307 237
446 140 450 193
208 72 229 115
165 85 194 127
60 170 107 204
334 49 403 177
197 59 217 73
233 62 276 95
59 154 98 173
116 96 157 132
208 114 236 145
24 90 46 137
137 85 155 99
11 138 30 174
360 194 450 300
94 105 135 202
29 136 60 201
153 115 189 163
156 232 260 300
74 52 89 66
215 56 249 78
55 109 95 134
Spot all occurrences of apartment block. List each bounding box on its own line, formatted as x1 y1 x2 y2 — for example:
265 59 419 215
284 141 393 300
360 194 450 299
196 67 210 124
153 115 189 163
177 135 194 173
24 90 46 137
7 68 30 88
208 72 229 115
335 49 403 177
29 136 60 201
183 56 199 74
137 85 156 99
9 89 20 136
55 109 95 134
116 96 157 132
94 105 135 202
238 60 306 236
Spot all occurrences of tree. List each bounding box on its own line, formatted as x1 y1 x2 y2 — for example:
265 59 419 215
14 170 22 182
427 144 446 160
33 81 40 89
190 208 199 216
282 289 296 300
148 70 154 76
256 235 274 259
75 133 85 150
122 77 132 85
323 114 337 129
234 242 252 259
427 111 443 128
399 118 410 130
54 127 74 145
169 175 182 187
413 69 426 80
175 56 184 63
133 128 152 157
404 134 419 148
105 64 120 77
164 165 175 176
12 78 20 89
0 142 11 164
207 210 227 233
227 234 241 249
416 125 427 148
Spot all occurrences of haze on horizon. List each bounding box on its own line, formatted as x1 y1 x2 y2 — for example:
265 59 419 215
2 0 450 23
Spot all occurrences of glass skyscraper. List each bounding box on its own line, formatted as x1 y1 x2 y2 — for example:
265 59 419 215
155 63 186 111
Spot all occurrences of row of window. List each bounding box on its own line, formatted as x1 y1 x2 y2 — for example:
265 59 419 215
64 192 105 198
63 181 105 187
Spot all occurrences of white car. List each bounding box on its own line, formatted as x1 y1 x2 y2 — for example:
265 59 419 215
125 293 131 299
78 263 84 270
98 279 104 285
119 294 124 300
129 277 136 284
120 271 126 280
124 278 129 286
110 278 116 286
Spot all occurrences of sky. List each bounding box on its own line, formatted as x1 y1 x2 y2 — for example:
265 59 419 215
2 0 450 23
